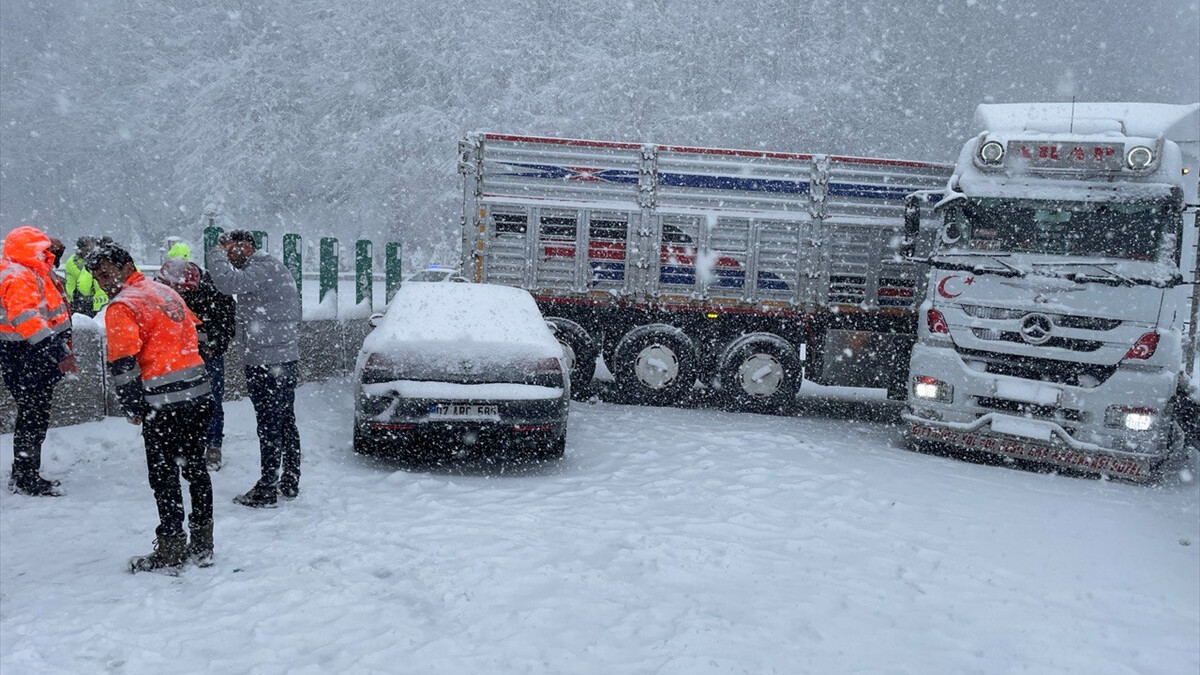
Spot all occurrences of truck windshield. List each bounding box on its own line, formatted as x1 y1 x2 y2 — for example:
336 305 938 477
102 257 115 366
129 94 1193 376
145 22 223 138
943 196 1176 261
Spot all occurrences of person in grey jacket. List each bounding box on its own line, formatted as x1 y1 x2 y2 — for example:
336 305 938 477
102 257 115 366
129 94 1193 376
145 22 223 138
206 230 302 508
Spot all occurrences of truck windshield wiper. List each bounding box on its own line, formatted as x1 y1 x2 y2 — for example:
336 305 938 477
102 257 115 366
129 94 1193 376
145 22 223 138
929 252 1026 278
1030 262 1139 287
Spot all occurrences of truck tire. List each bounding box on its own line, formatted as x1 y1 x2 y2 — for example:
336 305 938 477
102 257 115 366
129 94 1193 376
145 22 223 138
547 317 598 399
717 332 802 414
612 324 699 407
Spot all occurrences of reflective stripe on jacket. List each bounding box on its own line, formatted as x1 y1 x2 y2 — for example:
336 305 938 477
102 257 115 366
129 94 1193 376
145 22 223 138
104 271 210 416
0 227 71 345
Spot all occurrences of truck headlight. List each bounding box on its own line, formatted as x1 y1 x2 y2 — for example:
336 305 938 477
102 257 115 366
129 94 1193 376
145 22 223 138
978 140 1005 165
1125 146 1154 170
913 376 953 403
1104 406 1156 431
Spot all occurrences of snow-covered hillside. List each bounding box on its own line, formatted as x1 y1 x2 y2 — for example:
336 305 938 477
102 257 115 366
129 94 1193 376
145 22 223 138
2 379 1197 674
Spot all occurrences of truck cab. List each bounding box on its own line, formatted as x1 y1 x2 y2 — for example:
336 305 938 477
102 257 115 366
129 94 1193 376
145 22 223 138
903 102 1199 481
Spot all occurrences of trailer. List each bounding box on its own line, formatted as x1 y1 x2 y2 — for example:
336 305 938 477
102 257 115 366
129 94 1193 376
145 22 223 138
459 133 952 411
903 102 1200 482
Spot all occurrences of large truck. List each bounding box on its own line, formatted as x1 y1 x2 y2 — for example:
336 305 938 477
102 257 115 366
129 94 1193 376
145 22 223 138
903 102 1200 482
458 133 951 411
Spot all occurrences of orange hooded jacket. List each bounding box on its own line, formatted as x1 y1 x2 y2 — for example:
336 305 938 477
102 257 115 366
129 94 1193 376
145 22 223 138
104 271 211 415
0 226 71 346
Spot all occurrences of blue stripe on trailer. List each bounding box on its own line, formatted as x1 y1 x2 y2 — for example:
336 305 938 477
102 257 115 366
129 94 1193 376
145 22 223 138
499 162 923 202
658 172 811 195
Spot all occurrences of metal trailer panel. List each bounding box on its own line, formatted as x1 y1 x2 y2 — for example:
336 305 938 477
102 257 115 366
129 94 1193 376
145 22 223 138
463 133 952 318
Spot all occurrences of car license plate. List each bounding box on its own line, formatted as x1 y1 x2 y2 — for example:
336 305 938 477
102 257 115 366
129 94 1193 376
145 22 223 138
429 403 499 418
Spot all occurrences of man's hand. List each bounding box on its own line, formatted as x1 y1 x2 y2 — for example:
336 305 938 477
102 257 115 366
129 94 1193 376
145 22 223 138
57 354 78 374
128 417 142 426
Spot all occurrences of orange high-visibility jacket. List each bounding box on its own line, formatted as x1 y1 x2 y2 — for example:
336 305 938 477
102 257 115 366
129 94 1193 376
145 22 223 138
105 271 210 414
0 226 71 346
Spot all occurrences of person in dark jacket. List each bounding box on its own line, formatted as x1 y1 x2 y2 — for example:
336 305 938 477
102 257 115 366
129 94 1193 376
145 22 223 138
206 230 302 507
0 226 76 496
156 257 236 470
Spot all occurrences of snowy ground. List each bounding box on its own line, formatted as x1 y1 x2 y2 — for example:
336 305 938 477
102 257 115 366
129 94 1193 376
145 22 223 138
2 379 1197 675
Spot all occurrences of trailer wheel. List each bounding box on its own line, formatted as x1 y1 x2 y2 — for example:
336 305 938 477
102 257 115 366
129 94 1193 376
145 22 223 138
612 324 699 406
717 333 802 414
546 317 598 399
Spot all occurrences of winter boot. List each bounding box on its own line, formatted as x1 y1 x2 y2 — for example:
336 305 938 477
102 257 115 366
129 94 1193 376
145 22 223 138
279 473 299 500
8 473 62 497
129 534 188 574
205 447 223 472
233 479 278 508
188 518 214 568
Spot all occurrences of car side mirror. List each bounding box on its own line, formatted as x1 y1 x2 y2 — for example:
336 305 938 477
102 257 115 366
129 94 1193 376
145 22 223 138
368 313 384 328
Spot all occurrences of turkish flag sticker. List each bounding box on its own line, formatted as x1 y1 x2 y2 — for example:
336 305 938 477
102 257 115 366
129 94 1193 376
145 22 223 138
937 275 974 299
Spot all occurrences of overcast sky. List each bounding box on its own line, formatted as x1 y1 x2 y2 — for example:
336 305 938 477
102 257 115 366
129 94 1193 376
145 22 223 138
1 0 1196 259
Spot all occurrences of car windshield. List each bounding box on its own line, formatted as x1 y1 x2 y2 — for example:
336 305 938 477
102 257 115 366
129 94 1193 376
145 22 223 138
941 196 1177 261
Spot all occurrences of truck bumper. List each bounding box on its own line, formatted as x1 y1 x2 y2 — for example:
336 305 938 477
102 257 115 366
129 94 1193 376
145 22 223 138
903 342 1177 482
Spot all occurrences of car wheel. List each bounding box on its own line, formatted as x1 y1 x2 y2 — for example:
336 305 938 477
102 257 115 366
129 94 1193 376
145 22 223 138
542 434 566 459
547 317 598 400
717 332 802 414
612 324 699 407
353 426 376 456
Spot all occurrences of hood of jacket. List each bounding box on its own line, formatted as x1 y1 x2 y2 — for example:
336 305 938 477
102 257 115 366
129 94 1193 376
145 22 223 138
2 226 54 274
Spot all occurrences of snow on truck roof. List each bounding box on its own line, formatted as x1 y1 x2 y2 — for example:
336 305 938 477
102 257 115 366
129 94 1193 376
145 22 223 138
974 102 1200 140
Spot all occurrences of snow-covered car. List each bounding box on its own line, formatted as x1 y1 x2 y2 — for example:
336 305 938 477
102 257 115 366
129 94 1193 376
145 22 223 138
404 267 469 283
353 283 570 460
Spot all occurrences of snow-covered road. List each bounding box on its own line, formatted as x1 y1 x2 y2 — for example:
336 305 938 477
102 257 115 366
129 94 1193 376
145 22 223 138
2 379 1197 674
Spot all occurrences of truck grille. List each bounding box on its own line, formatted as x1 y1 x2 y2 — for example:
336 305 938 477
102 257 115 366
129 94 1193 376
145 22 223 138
960 304 1123 332
969 328 1104 352
974 396 1086 431
956 347 1118 387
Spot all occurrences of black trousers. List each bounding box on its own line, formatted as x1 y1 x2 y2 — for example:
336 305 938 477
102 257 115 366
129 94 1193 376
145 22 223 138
8 383 54 485
246 361 301 485
142 398 214 538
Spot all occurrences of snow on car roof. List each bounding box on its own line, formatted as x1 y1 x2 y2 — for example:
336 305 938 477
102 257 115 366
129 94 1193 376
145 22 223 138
363 282 561 356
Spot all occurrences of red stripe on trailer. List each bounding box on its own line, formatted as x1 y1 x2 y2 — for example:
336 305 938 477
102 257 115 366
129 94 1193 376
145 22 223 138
482 133 644 151
657 144 815 162
481 133 949 170
830 155 952 169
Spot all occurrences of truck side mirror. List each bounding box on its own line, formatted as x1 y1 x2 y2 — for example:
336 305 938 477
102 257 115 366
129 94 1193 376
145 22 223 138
902 195 921 257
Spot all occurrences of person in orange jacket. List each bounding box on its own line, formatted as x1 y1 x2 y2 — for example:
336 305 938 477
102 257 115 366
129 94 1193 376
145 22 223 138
0 226 76 496
86 241 215 573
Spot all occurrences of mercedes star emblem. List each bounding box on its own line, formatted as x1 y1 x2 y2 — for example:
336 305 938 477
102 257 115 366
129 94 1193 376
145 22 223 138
1019 313 1053 345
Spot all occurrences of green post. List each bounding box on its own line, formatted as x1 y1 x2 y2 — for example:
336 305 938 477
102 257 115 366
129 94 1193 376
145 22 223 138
385 242 403 303
319 237 339 307
355 240 373 308
203 226 224 269
283 233 303 296
251 230 267 251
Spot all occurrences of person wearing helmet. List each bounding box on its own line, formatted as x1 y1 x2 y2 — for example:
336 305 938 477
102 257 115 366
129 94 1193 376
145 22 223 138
165 241 192 261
